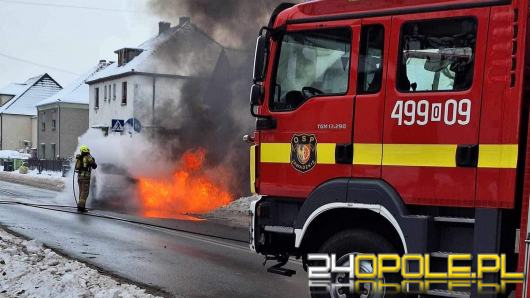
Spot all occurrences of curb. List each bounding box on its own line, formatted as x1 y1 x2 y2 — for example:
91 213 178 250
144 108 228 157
0 172 65 191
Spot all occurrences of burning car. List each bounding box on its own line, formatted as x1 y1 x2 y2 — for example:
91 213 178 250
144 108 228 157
88 148 233 219
90 163 139 212
136 148 233 219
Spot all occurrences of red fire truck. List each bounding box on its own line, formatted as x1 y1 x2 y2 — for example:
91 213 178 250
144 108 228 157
247 0 530 297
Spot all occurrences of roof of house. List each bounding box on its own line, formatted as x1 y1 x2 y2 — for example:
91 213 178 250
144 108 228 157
37 61 112 107
0 74 62 116
0 83 28 97
86 20 224 84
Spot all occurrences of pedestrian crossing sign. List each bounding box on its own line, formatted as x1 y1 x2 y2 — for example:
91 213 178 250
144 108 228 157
111 119 125 132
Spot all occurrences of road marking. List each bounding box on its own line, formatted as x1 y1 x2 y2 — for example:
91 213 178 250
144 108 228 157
144 225 250 252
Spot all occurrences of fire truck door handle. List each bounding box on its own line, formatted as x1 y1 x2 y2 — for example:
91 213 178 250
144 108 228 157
256 117 277 130
455 144 479 168
335 144 353 164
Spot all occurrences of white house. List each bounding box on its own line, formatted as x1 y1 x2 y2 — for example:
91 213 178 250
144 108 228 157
36 61 112 159
85 18 224 136
0 74 62 152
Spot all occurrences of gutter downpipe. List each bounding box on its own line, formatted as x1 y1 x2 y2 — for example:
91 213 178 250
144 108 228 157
152 76 156 139
58 102 61 159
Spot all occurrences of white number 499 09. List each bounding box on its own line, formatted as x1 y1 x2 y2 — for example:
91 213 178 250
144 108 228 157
391 99 471 126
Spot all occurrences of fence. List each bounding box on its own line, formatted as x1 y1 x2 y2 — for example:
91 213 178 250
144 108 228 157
26 158 71 173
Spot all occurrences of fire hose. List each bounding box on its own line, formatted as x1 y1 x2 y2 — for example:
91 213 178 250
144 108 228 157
72 170 78 206
0 200 248 244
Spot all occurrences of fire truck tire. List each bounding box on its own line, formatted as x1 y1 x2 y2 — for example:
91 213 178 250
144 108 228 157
311 229 398 298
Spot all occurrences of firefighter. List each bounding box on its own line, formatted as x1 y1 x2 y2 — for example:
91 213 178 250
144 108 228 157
74 145 97 212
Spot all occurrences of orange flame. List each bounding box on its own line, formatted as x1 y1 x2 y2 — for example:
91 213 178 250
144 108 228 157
137 148 233 219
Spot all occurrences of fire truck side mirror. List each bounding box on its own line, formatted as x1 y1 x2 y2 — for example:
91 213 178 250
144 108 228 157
250 84 264 106
253 35 268 83
250 84 265 118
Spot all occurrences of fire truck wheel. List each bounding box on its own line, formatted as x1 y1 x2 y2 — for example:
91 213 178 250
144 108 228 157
311 229 398 298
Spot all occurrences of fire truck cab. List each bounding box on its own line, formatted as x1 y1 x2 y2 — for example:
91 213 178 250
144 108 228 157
248 0 530 297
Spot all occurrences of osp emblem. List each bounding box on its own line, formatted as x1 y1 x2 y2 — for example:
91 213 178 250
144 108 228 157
291 134 317 173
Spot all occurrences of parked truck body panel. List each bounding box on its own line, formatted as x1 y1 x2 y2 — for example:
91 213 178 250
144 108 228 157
248 0 530 297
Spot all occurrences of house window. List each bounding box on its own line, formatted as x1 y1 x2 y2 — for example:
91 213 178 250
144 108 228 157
122 82 127 105
40 144 45 159
52 120 56 131
51 144 56 159
41 122 45 132
95 87 100 109
113 84 116 100
104 85 107 100
397 17 477 92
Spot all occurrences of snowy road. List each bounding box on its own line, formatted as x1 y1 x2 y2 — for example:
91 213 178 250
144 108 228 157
0 181 308 297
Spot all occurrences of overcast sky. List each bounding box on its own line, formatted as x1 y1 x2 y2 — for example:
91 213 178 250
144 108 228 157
0 0 162 87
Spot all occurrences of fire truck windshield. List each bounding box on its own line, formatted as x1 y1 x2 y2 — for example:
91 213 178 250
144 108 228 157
270 28 351 111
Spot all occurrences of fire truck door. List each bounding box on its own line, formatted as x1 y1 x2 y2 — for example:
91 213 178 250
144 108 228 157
382 9 489 207
352 18 390 178
258 21 360 198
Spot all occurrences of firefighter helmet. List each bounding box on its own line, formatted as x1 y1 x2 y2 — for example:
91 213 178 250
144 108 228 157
80 145 90 153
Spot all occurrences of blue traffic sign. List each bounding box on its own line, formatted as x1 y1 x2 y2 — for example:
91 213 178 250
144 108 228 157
111 119 125 132
125 118 142 133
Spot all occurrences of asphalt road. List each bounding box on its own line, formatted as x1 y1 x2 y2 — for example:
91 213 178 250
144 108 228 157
0 180 308 297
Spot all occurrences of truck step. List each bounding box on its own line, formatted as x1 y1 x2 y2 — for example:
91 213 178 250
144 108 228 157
264 225 294 234
430 251 476 259
430 251 451 258
267 265 296 276
424 289 470 298
433 216 475 224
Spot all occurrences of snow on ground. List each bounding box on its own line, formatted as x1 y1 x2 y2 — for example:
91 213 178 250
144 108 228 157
24 169 64 179
0 228 160 298
205 196 260 227
0 168 65 191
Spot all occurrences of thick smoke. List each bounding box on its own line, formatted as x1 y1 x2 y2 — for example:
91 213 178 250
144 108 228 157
149 0 293 48
144 0 300 197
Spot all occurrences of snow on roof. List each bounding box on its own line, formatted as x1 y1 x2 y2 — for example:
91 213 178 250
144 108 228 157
0 75 41 99
87 20 224 84
0 83 27 97
37 62 112 107
0 74 62 116
0 150 31 160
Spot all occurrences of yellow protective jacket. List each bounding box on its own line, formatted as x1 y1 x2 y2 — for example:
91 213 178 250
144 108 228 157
75 153 97 179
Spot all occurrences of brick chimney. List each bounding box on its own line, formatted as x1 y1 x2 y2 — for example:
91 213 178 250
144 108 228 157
179 17 190 26
159 21 171 34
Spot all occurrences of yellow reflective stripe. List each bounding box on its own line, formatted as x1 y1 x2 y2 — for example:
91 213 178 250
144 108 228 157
259 142 519 169
317 143 336 164
478 145 518 169
354 144 382 165
383 144 457 167
261 143 290 163
250 145 256 194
